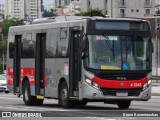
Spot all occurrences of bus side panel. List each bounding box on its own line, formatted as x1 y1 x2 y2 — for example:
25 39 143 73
7 33 14 93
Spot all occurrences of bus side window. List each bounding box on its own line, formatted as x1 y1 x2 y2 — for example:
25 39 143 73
21 33 35 58
57 28 69 57
46 29 58 58
9 42 14 58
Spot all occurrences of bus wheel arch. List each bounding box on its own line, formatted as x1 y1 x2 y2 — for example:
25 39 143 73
58 78 71 108
22 77 35 105
22 76 30 94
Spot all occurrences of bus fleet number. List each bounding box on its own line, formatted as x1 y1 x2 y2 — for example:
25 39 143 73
130 83 142 87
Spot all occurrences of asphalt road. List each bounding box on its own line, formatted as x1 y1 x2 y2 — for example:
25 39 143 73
0 92 159 120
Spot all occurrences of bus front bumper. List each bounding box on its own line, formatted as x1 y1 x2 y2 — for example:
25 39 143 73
81 83 151 101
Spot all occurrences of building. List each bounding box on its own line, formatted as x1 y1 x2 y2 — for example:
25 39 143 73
55 0 70 8
5 0 41 21
0 4 5 20
80 0 155 18
80 0 107 15
24 0 41 21
56 0 80 16
5 0 25 19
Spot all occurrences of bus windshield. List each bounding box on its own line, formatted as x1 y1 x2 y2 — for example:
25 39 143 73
85 35 151 70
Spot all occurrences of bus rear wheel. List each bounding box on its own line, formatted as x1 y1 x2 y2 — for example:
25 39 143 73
117 100 131 109
23 80 43 106
59 81 72 108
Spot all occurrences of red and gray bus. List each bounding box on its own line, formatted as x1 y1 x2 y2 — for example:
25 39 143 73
7 16 152 109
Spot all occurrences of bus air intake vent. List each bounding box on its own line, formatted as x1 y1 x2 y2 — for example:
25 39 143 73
100 88 142 96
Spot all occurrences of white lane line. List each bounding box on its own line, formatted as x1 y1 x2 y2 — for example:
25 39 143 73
85 117 117 120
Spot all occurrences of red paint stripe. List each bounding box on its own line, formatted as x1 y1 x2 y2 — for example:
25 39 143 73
92 76 148 89
7 67 47 87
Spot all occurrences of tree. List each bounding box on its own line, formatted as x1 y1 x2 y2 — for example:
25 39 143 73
41 0 44 12
0 19 24 73
75 8 105 17
42 10 55 17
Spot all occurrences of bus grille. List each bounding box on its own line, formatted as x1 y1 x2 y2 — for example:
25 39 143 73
100 88 142 96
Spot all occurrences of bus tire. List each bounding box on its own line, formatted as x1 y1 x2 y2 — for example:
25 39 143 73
117 100 131 109
59 81 71 108
23 80 35 105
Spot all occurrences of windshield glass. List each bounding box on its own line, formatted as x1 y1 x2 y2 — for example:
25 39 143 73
85 35 151 70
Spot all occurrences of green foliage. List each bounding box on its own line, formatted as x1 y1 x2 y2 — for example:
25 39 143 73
0 19 24 36
0 19 24 55
0 19 24 72
42 9 55 17
75 8 105 17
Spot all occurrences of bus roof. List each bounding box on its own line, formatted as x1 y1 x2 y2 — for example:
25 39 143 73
9 16 149 33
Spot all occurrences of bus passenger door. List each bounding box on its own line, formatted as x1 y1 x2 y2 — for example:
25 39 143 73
69 30 81 97
13 35 22 93
35 33 46 96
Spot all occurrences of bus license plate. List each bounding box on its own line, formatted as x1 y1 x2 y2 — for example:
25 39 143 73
116 91 128 97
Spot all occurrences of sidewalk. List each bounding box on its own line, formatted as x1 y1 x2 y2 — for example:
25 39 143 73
151 86 160 96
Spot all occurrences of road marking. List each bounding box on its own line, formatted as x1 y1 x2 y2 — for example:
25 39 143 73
85 117 116 120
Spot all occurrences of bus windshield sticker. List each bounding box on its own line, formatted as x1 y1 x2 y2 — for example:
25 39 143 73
96 36 118 41
123 63 129 70
64 63 69 75
101 66 121 70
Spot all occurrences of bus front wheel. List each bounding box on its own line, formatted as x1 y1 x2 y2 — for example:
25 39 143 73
59 81 71 108
117 100 131 109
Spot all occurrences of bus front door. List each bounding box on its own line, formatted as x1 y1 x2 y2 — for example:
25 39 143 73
69 30 81 97
35 33 46 96
13 35 22 93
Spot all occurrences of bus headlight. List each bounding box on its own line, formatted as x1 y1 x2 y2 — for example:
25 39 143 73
85 78 99 90
143 80 151 91
143 83 148 90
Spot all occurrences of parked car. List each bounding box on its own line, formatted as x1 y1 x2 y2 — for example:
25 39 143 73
0 75 9 93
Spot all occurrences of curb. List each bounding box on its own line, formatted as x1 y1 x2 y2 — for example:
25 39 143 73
151 93 160 96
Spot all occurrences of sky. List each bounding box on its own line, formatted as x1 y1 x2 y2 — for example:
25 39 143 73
0 0 54 6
